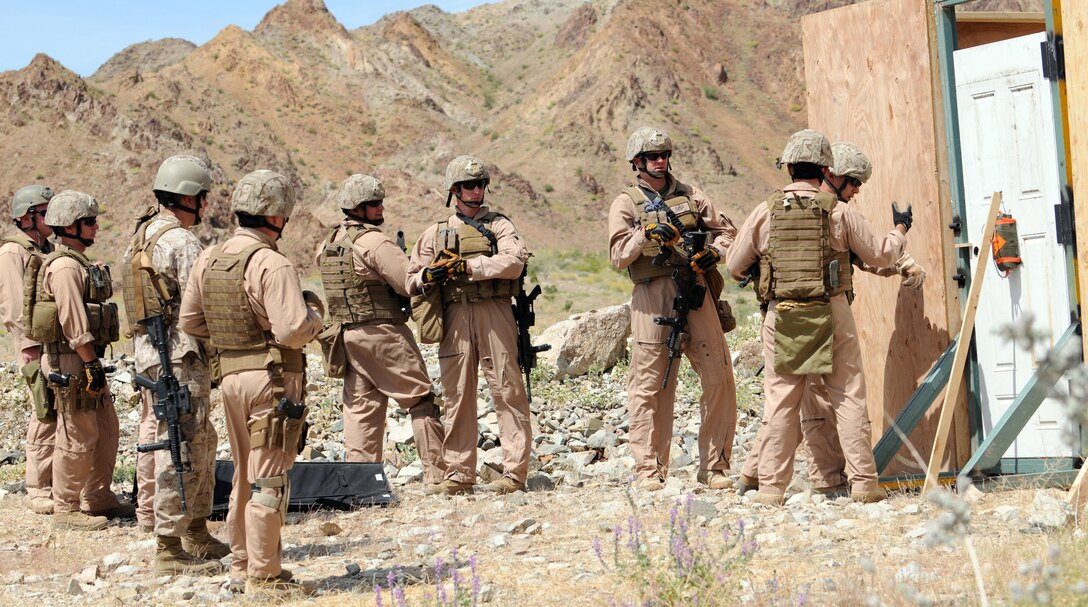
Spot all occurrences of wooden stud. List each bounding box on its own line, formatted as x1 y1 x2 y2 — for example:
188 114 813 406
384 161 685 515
924 191 1002 493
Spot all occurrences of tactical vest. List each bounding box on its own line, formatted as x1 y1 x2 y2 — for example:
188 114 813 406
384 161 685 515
625 185 700 283
757 190 852 302
201 240 305 379
26 248 119 349
2 233 39 256
121 215 182 335
436 213 519 305
318 225 408 325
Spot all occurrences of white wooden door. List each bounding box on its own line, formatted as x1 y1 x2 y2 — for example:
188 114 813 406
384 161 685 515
955 32 1076 461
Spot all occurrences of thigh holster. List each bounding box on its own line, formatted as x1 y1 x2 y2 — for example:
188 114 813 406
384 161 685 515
249 399 309 455
408 392 443 420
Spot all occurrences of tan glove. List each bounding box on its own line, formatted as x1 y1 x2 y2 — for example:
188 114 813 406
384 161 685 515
302 290 325 318
894 252 926 289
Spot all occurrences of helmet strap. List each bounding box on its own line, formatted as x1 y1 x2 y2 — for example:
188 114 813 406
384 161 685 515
823 176 848 202
636 157 667 180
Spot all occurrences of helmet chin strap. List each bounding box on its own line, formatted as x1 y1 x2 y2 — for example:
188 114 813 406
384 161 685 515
823 176 848 202
636 158 667 180
56 226 94 247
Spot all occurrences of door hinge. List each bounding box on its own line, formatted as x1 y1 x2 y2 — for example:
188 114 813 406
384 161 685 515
1041 34 1065 81
1055 185 1075 246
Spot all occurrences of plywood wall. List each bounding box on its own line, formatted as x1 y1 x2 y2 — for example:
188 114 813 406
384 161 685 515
801 0 963 474
1063 0 1088 356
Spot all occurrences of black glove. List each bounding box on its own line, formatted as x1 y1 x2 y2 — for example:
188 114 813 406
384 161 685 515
84 359 107 395
689 247 721 273
892 201 913 231
643 222 680 246
422 263 450 284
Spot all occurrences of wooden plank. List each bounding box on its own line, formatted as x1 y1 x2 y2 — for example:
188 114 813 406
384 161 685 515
924 191 1002 493
956 20 1045 50
1067 464 1088 514
1062 0 1088 365
1062 0 1087 513
802 0 960 475
954 12 1045 24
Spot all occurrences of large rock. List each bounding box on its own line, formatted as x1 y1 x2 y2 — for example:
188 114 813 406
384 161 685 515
539 304 630 378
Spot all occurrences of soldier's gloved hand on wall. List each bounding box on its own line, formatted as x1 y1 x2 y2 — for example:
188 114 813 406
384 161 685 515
894 252 926 289
84 359 107 395
643 222 681 246
892 201 913 231
302 290 325 318
689 247 720 273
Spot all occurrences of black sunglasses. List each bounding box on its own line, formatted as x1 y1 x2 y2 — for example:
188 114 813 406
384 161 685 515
458 180 487 191
80 217 98 227
846 176 863 188
359 199 383 208
642 151 671 162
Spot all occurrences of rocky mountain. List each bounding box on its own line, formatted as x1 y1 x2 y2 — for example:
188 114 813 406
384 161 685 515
0 0 1040 271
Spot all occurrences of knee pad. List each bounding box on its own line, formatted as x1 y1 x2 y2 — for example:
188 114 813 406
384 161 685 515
251 474 290 521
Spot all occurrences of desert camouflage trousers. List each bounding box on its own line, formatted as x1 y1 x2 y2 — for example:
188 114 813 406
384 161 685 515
138 356 216 537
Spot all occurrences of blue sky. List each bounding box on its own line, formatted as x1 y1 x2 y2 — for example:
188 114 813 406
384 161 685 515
0 1 488 76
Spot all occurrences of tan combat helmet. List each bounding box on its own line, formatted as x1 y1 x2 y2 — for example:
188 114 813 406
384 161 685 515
780 129 833 167
626 126 673 162
829 142 873 184
230 169 296 217
337 174 385 210
154 155 211 196
12 184 54 219
44 190 104 227
444 155 489 207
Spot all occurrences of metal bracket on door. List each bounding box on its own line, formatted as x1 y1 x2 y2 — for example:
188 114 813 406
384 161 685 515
1040 33 1065 81
1055 185 1076 245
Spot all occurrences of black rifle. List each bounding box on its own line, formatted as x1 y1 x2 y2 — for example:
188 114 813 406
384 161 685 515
654 231 708 390
133 268 193 513
738 262 759 289
513 274 551 402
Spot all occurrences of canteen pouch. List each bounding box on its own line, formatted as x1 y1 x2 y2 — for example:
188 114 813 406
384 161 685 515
21 359 55 423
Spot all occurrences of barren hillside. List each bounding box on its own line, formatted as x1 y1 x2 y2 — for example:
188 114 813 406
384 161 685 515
0 0 1044 273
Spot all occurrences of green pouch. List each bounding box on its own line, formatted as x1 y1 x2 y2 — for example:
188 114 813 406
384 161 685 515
316 322 347 379
20 359 56 423
774 301 833 375
411 286 445 345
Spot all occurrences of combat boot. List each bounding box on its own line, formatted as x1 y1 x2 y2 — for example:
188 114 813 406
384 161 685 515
736 474 759 495
245 569 317 598
29 497 54 515
635 476 665 492
53 511 108 531
814 483 849 499
697 470 734 490
154 535 223 575
85 500 136 520
751 491 786 507
183 517 231 560
486 477 526 495
851 487 888 504
433 479 474 496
